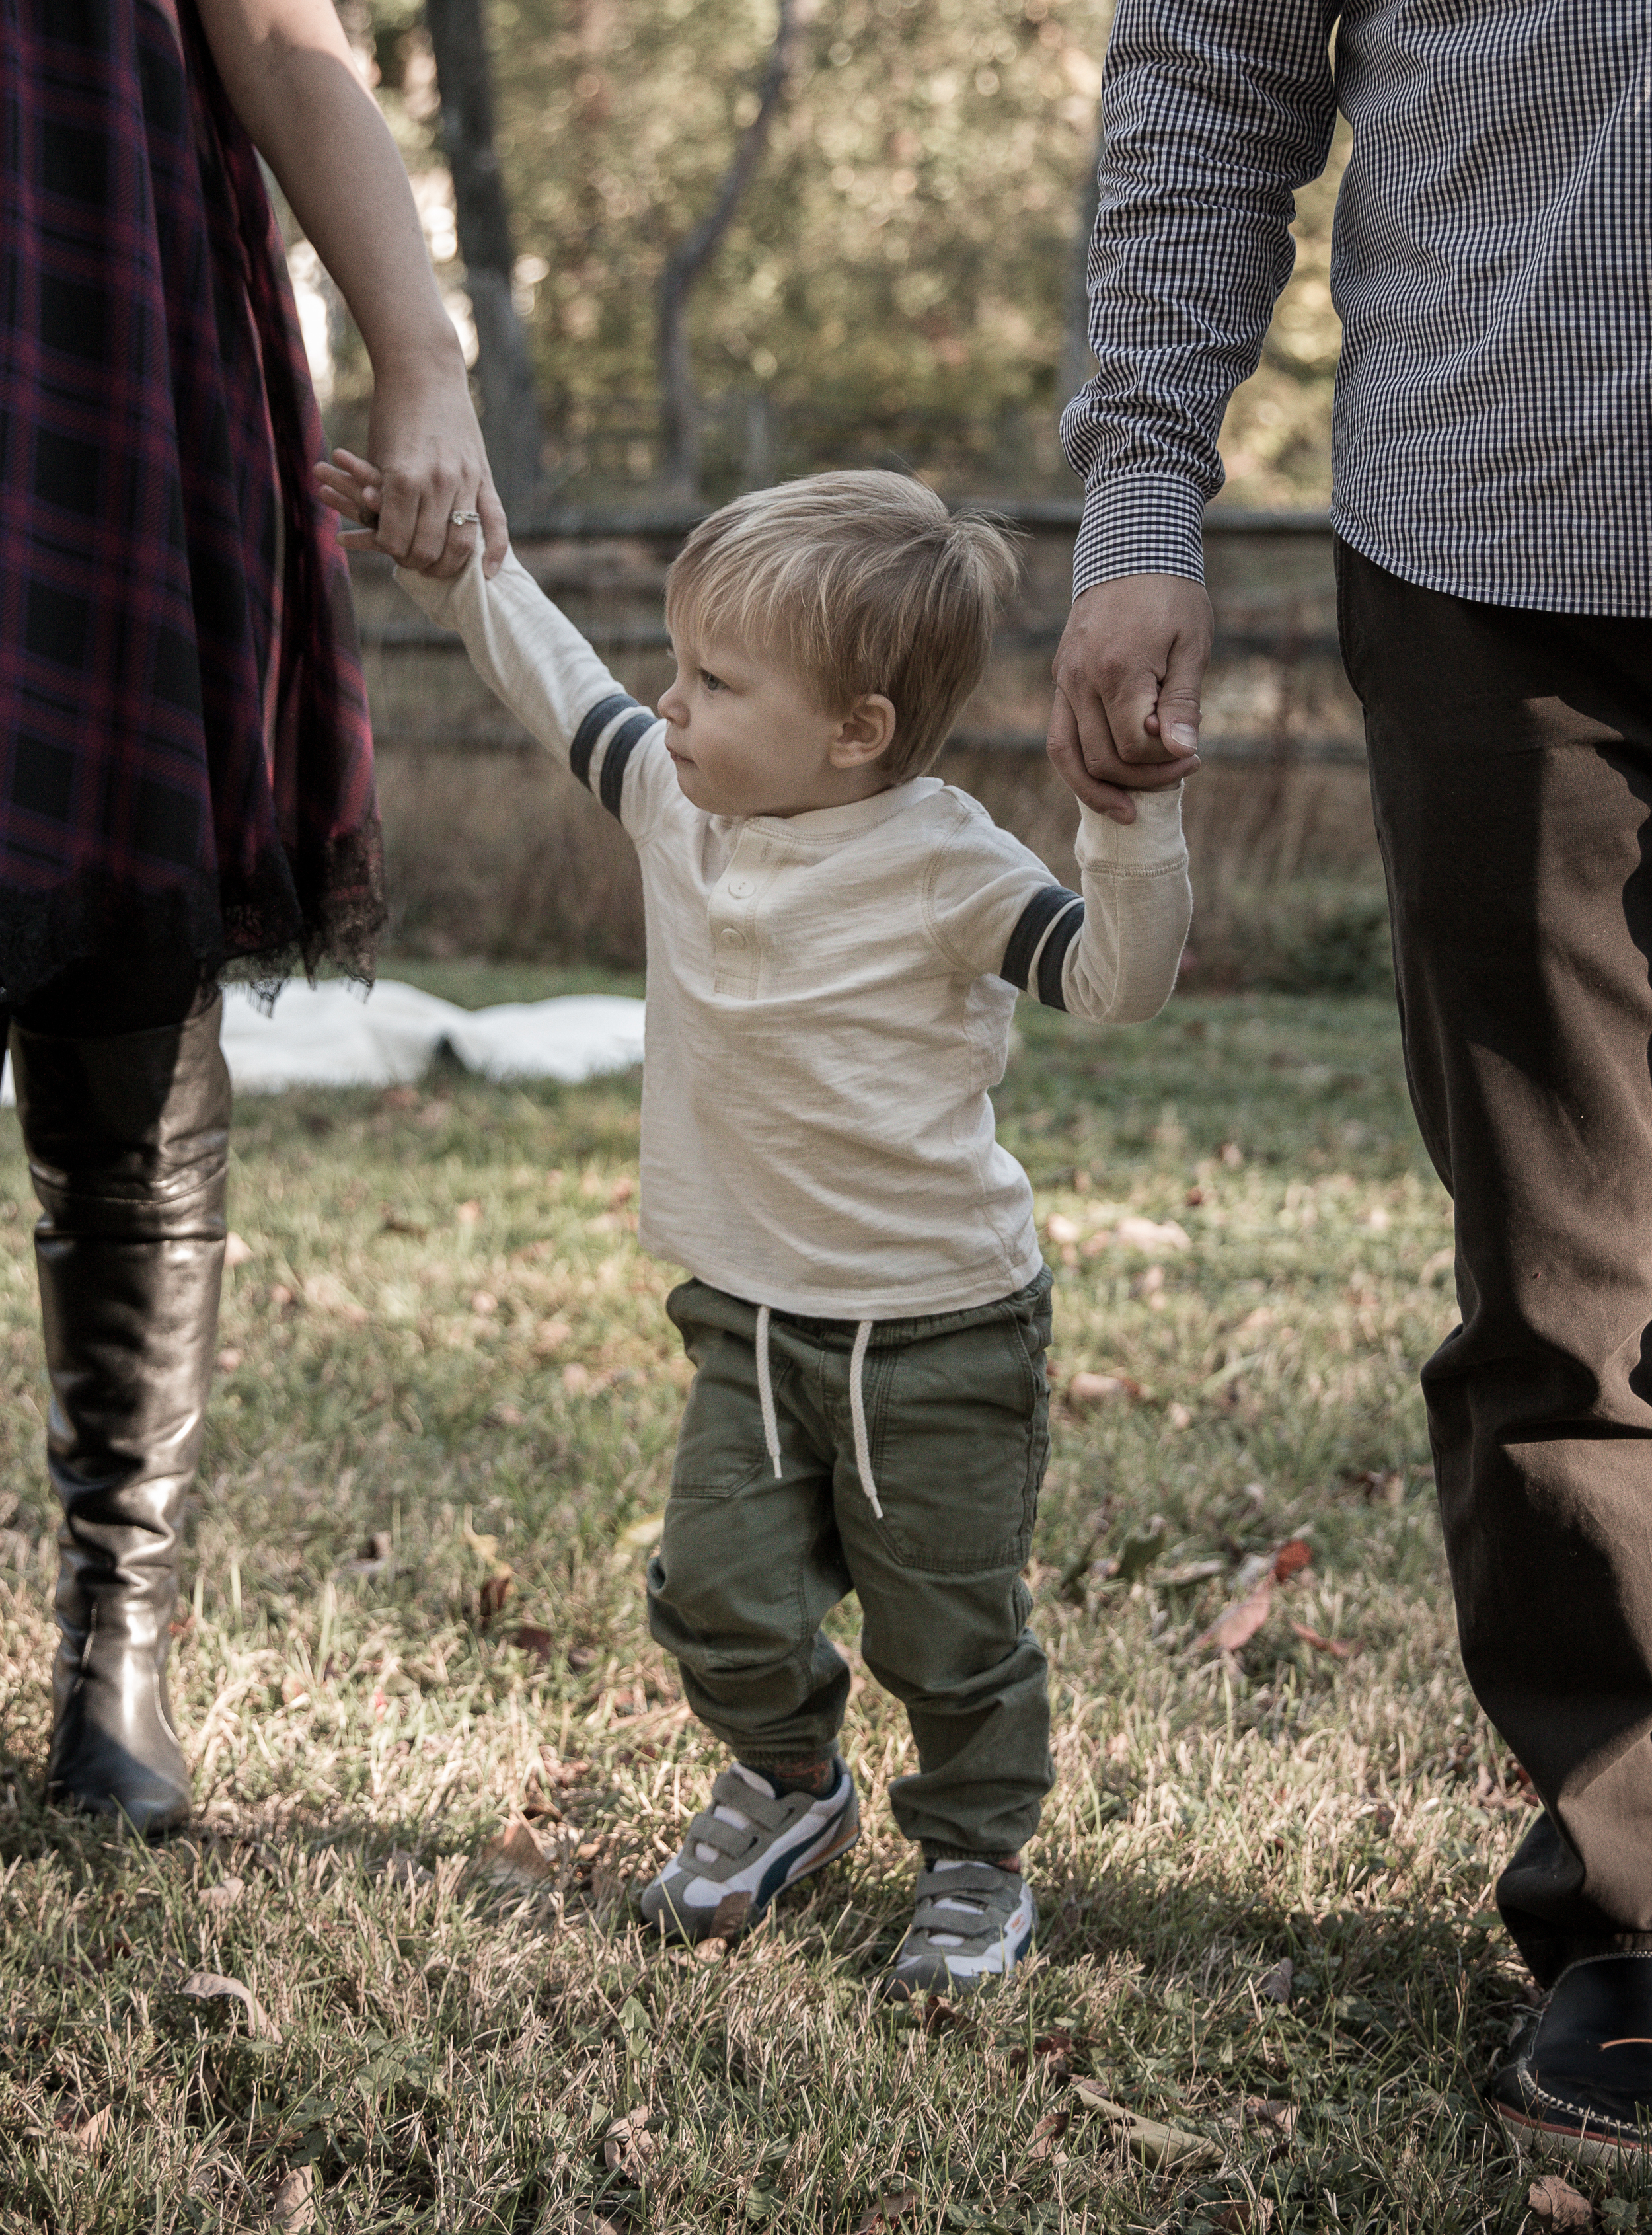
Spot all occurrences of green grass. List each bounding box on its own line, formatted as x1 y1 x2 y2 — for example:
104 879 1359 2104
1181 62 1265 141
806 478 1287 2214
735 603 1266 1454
0 987 1618 2230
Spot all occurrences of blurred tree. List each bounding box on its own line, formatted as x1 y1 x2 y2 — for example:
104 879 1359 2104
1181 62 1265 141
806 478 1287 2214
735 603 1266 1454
657 0 813 498
425 0 544 510
352 0 1347 509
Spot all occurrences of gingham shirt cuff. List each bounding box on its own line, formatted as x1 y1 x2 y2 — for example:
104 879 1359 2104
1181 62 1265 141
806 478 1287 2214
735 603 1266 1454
1072 476 1209 597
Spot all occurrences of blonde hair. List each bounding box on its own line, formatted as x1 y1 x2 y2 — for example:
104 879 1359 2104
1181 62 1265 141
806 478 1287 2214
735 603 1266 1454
664 471 1021 782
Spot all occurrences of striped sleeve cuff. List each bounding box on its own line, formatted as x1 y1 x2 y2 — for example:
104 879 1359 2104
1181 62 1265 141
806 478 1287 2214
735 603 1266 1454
1072 475 1209 597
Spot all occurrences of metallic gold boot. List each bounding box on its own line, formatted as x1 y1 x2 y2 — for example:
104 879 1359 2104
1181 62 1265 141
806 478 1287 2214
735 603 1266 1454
11 993 230 1833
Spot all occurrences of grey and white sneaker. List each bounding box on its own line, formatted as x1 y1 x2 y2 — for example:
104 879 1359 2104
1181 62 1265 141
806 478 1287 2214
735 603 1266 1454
639 1760 860 1945
884 1860 1036 1999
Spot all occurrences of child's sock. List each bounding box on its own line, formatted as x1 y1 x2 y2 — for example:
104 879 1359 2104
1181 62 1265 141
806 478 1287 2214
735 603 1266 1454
928 1849 1022 1874
739 1754 839 1799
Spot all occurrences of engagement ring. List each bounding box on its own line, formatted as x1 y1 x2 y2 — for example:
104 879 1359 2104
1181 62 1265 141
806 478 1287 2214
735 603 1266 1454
449 509 481 527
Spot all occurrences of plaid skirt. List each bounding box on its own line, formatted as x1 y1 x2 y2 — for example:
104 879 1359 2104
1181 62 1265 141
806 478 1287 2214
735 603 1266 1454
0 0 384 1004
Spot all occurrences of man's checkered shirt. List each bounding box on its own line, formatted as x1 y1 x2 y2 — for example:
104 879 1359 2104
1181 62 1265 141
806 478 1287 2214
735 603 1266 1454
1061 0 1650 618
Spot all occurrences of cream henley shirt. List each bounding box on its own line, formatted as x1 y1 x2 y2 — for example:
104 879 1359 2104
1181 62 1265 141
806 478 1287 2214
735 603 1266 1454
399 550 1192 1318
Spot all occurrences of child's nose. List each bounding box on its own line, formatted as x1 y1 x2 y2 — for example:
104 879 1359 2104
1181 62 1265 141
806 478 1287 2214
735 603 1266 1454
657 681 684 724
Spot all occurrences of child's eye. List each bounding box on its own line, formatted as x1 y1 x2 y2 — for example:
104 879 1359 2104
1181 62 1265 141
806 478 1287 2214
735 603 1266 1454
700 670 725 693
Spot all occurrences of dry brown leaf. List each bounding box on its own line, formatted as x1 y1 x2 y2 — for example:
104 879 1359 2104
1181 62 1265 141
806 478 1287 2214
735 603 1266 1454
1271 1539 1313 1583
480 1818 556 1885
1289 1619 1355 1659
478 1568 514 1622
1256 1958 1295 2006
603 2107 656 2180
1067 1370 1139 1408
853 2191 921 2233
272 2163 317 2230
920 1996 984 2042
180 1969 277 2039
1528 2174 1595 2230
1240 2096 1298 2140
65 2104 112 2156
709 1889 752 1938
514 1624 556 1662
1070 2078 1219 2169
1211 2203 1274 2233
1022 2107 1070 2165
1197 1582 1273 1653
199 1876 244 1914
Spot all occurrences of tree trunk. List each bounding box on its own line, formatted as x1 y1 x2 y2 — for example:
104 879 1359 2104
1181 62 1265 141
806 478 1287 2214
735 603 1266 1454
656 0 813 503
1059 118 1105 413
425 0 543 515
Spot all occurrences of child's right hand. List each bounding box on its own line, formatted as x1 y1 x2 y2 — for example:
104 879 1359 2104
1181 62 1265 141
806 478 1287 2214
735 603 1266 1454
314 448 389 551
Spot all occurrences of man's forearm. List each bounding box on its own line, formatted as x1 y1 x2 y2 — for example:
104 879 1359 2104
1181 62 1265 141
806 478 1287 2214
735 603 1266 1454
1061 0 1339 592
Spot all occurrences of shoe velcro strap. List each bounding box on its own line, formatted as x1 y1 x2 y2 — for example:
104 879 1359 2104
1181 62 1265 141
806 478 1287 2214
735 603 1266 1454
910 1864 1019 1940
681 1810 761 1866
706 1768 796 1832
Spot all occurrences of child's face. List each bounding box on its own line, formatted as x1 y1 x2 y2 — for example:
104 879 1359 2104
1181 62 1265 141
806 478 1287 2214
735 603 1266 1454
657 631 897 819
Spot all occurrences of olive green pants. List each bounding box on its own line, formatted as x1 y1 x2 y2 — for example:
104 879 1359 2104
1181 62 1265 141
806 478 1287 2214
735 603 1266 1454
646 1271 1055 1860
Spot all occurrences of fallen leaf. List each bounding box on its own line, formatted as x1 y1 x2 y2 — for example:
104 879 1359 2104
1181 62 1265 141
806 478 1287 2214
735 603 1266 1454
381 1208 428 1236
1114 1215 1191 1253
609 1175 636 1208
1528 2175 1595 2230
1197 1582 1273 1653
920 1996 983 2041
1159 1558 1227 1589
1271 1538 1313 1583
272 2163 317 2230
563 1362 593 1393
480 1818 556 1885
302 1271 369 1324
180 1969 277 2039
1021 2107 1070 2165
853 2192 920 2233
1067 1369 1136 1408
1069 2078 1219 2170
65 2104 112 2155
620 1513 665 1550
514 1624 557 1662
478 1568 514 1622
1240 2096 1298 2140
457 1199 482 1225
490 1402 525 1427
215 1347 243 1373
1289 1619 1355 1659
710 1889 752 1938
223 1232 254 1268
1166 1400 1194 1429
1256 1957 1295 2006
463 1512 500 1560
1211 2204 1273 2232
604 2107 656 2179
1046 1212 1080 1246
200 1877 244 1914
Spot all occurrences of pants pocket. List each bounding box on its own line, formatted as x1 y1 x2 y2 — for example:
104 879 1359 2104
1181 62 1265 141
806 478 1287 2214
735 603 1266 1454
665 1281 773 1499
858 1303 1049 1575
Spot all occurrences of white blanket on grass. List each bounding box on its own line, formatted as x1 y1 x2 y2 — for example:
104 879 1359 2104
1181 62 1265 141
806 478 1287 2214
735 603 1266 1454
0 981 646 1102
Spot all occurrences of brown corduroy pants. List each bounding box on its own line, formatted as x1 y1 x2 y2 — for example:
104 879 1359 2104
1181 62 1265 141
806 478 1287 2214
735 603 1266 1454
1337 539 1652 1987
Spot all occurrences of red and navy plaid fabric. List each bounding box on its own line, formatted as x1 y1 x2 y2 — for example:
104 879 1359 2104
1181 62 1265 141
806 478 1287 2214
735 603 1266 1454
0 0 384 1003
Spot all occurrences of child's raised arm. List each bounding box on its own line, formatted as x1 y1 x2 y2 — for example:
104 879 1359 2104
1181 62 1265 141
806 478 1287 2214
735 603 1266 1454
316 452 668 839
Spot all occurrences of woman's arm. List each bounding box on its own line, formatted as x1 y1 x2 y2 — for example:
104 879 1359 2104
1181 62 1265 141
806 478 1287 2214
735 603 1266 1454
194 0 507 576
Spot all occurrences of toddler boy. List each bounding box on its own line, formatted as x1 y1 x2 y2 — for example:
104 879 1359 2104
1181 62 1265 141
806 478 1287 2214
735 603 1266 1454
326 463 1192 1996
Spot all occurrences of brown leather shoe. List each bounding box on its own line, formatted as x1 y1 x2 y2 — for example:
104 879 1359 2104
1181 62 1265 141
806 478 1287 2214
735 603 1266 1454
12 993 230 1834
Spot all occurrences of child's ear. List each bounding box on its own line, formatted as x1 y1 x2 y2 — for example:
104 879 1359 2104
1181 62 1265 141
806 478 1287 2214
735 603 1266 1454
829 693 897 769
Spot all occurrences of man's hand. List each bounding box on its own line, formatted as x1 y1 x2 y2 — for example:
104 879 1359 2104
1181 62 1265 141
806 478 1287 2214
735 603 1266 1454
1047 574 1214 821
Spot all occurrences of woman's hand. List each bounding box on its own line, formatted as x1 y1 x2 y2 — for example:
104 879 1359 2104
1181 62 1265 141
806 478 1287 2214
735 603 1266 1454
360 358 509 578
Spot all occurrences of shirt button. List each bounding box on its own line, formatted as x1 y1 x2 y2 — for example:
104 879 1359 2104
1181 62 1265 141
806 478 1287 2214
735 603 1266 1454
720 927 746 949
727 877 755 898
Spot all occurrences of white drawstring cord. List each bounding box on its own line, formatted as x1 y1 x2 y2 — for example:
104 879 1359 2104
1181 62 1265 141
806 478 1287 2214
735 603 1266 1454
754 1305 783 1479
849 1318 883 1517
